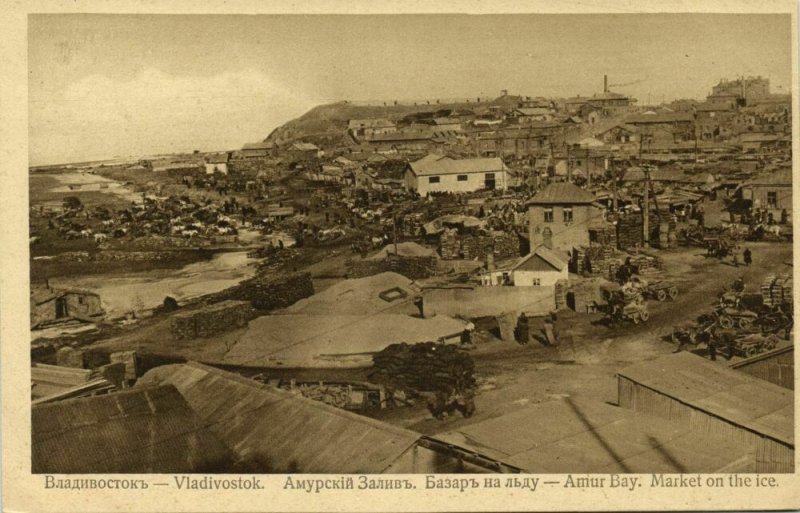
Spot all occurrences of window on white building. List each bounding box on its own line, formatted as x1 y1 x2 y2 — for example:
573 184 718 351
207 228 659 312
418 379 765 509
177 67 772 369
767 191 778 207
428 176 440 184
563 207 573 223
532 278 541 286
457 174 468 182
544 208 554 223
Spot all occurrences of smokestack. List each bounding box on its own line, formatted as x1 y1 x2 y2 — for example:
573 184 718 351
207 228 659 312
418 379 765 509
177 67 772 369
604 75 608 93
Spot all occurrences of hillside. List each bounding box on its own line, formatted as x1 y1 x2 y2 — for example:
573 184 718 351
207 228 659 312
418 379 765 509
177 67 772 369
265 95 524 145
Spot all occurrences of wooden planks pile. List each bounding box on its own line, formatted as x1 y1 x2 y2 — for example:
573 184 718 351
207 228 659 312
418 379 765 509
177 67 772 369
616 211 660 250
171 300 252 340
370 342 476 393
554 279 570 310
31 363 114 402
573 245 619 276
762 275 793 308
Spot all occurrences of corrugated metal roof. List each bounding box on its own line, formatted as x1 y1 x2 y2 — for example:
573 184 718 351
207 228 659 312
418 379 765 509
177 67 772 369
525 182 596 205
409 154 505 177
32 385 234 473
617 352 794 446
437 397 754 473
138 363 423 473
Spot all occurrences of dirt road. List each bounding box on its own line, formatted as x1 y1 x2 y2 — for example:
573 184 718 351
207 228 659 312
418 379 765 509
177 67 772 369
372 242 793 434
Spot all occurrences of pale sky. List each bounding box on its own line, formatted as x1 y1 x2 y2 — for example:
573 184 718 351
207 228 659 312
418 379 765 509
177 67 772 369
29 13 792 165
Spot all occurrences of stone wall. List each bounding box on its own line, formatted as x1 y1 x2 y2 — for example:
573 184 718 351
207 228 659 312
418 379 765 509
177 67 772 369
205 271 314 310
346 255 438 280
170 300 252 340
41 250 200 264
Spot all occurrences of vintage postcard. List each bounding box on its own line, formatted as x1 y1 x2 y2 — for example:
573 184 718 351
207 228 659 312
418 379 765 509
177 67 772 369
2 1 799 511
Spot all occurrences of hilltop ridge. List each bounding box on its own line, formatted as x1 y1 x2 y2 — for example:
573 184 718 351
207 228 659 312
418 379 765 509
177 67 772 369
264 95 525 145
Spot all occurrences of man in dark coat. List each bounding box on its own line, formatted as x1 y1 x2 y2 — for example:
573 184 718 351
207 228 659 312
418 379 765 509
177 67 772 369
743 248 752 266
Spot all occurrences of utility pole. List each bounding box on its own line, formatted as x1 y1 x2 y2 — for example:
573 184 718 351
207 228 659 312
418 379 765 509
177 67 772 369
609 157 617 213
693 111 699 172
566 144 572 182
393 211 399 256
643 167 650 247
586 150 592 188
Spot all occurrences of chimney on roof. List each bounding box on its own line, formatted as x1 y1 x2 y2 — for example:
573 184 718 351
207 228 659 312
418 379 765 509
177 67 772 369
604 75 608 93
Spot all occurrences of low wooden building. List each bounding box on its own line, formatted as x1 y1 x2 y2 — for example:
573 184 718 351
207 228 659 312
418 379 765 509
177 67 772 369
617 352 794 473
30 287 104 328
405 154 509 195
738 168 792 220
730 345 794 390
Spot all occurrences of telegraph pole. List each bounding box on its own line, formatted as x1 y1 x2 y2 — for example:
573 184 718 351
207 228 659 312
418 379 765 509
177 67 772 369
566 144 572 182
393 211 399 256
643 167 650 247
609 157 617 213
586 150 593 188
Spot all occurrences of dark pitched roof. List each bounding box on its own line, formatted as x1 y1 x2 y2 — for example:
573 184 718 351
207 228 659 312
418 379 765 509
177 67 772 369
695 102 733 112
137 363 425 473
32 385 234 473
625 112 694 124
205 153 229 164
740 169 792 187
514 246 568 272
526 182 596 205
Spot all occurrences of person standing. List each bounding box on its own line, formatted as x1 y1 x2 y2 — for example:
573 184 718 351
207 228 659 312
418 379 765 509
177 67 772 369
708 337 717 361
743 247 752 266
726 334 736 360
543 313 559 346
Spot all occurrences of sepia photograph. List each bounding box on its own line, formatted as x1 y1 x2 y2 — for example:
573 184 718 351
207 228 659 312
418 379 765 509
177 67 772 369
15 4 797 489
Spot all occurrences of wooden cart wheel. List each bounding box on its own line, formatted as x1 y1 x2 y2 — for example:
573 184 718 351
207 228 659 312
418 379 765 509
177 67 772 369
718 315 734 329
656 289 667 301
639 310 650 322
738 317 753 330
668 287 678 299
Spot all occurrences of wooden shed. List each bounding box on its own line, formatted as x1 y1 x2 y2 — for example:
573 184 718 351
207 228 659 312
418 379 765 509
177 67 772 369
617 352 793 472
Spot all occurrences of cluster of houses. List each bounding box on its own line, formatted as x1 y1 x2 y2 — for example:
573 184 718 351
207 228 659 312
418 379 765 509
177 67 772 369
94 76 792 296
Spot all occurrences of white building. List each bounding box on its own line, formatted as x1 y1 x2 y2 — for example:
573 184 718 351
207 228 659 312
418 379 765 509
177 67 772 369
482 246 568 287
404 154 509 196
204 153 229 175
